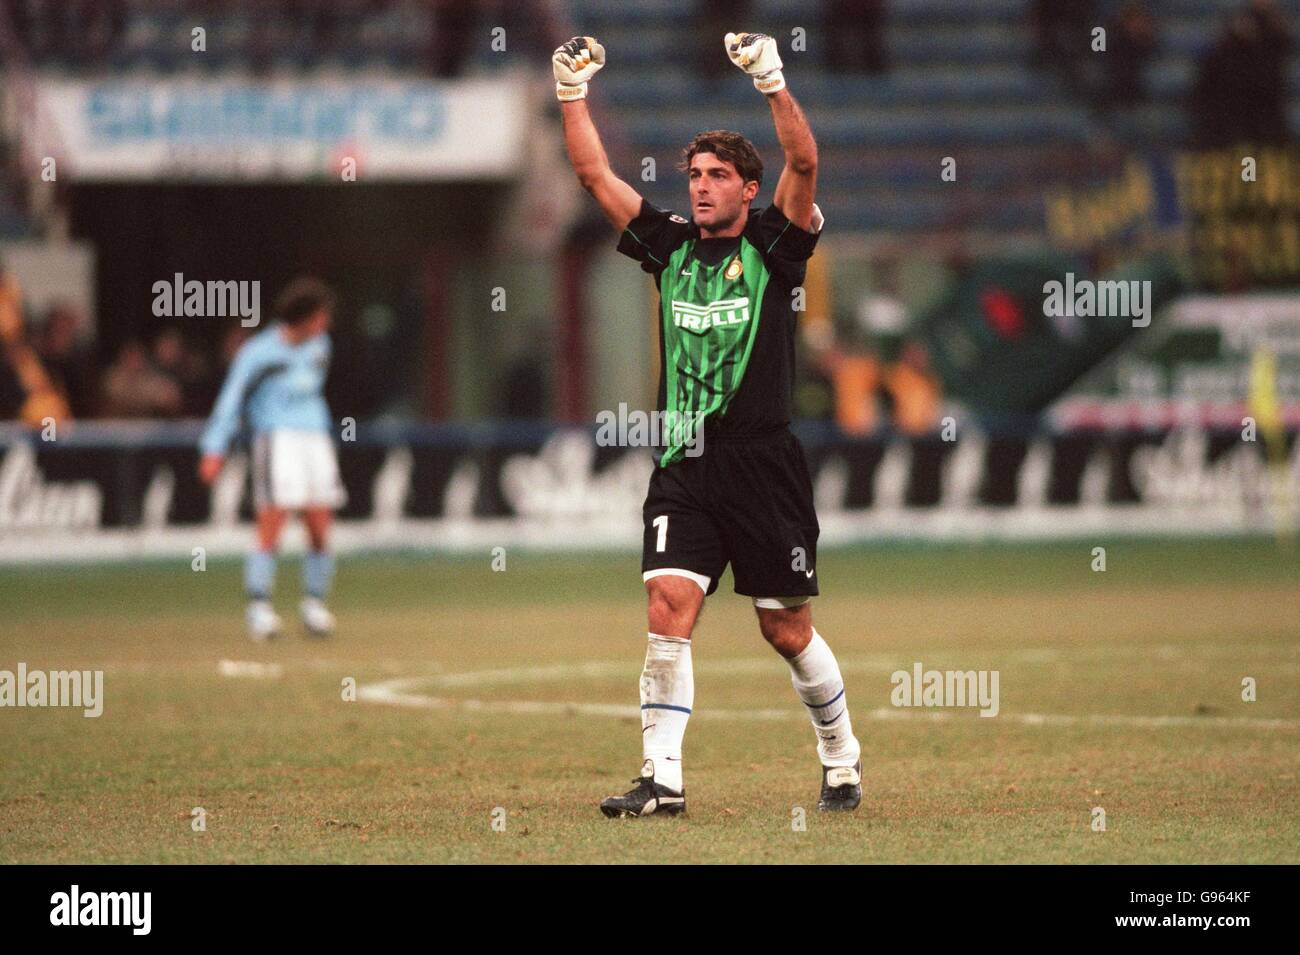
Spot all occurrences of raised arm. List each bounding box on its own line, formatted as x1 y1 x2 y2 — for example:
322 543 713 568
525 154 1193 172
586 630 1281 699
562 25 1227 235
561 99 643 232
554 36 642 232
767 90 818 232
725 32 819 232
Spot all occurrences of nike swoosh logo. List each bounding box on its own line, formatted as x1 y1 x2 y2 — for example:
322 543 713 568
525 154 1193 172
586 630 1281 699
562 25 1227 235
819 710 844 725
805 569 815 578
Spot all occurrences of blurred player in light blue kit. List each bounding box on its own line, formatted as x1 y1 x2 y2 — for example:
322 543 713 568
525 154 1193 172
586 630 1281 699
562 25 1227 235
198 277 345 641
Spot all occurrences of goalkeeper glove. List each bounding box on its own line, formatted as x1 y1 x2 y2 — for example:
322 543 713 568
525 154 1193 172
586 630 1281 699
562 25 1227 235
553 36 605 102
725 32 785 94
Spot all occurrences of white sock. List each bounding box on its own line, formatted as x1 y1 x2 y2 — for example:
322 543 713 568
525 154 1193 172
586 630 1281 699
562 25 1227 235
787 629 861 768
640 633 692 792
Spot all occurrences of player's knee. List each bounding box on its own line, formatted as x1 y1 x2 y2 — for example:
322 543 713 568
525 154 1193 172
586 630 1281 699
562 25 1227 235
302 509 332 550
645 578 701 637
646 592 689 635
757 605 812 658
255 508 287 549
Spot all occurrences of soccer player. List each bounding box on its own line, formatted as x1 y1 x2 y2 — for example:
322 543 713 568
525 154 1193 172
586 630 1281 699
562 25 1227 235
555 33 863 815
198 278 345 642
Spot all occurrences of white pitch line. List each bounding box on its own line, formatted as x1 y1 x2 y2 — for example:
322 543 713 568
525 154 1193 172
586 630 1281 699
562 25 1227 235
356 666 1300 731
355 674 793 721
862 707 1300 731
217 659 284 680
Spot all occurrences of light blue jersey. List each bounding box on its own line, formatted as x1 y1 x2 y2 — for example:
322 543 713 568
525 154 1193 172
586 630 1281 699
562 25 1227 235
200 324 332 456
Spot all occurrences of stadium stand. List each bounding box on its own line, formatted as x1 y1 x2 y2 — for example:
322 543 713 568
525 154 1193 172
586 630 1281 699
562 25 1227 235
2 0 1297 237
570 0 1300 235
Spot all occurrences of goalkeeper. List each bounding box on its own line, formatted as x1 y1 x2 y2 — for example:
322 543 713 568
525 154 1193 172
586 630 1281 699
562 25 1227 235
555 33 863 817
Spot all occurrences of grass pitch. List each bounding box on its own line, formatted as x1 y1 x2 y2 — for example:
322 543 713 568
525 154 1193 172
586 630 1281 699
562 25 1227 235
1 538 1296 864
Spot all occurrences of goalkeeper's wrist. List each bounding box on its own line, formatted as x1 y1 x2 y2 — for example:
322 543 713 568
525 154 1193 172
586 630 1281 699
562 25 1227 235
754 71 785 95
556 81 588 102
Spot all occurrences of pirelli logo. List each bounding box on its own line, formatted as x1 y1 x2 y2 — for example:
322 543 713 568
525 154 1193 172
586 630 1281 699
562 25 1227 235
671 298 751 333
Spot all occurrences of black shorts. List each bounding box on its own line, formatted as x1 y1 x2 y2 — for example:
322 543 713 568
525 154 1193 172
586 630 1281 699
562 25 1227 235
641 429 820 598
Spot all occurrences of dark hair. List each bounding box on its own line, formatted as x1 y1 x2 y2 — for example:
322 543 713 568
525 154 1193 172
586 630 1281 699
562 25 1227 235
678 130 763 187
274 277 335 326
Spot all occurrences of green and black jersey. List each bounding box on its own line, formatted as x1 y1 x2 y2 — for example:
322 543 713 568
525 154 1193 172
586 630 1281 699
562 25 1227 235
617 199 823 466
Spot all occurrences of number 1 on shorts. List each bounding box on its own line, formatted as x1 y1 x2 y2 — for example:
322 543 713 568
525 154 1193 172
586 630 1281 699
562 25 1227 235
653 515 668 552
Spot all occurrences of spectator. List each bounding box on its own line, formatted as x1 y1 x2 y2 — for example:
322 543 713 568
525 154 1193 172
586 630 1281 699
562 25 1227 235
1099 1 1157 107
0 265 71 425
698 0 753 79
0 355 22 418
1192 4 1293 147
882 340 940 436
1030 0 1096 93
34 303 95 418
82 0 127 70
6 0 125 69
151 326 212 416
429 0 480 78
0 269 24 419
1247 0 1293 140
100 340 182 418
825 0 889 75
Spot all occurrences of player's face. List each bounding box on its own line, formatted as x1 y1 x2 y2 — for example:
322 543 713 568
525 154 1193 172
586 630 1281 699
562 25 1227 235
688 153 757 231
